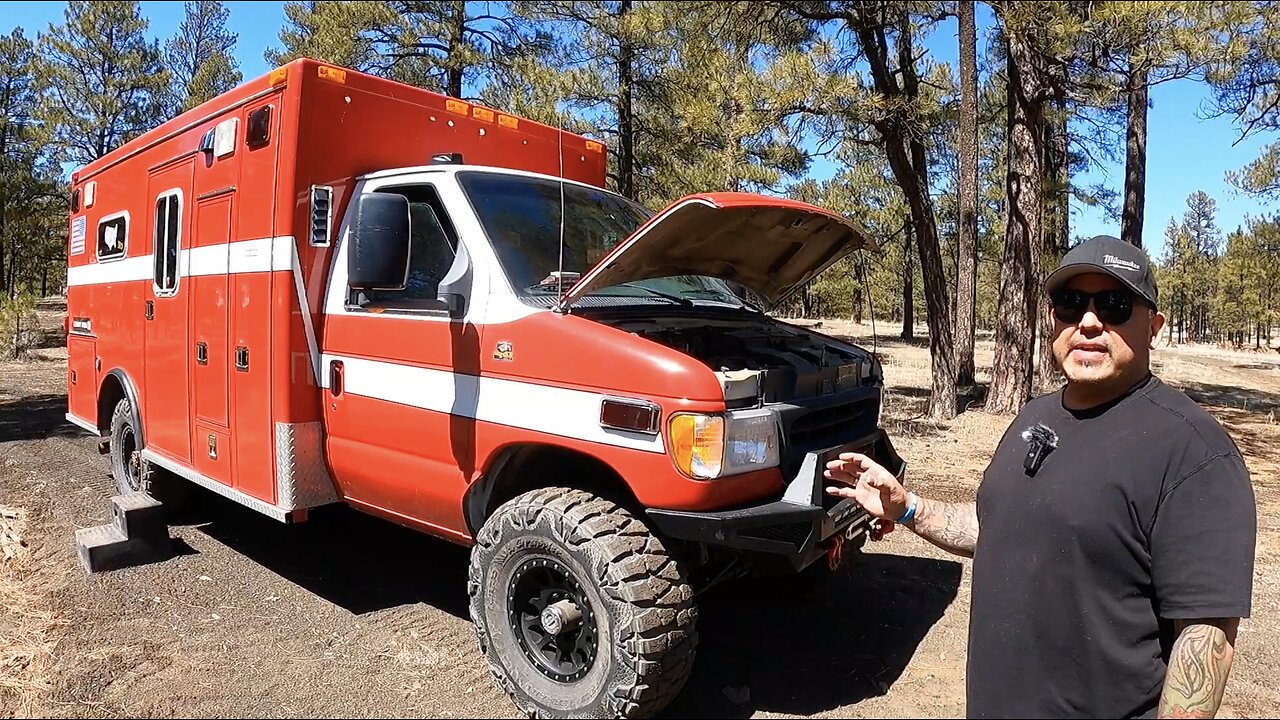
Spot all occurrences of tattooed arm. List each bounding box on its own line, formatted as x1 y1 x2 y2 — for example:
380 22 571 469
1158 618 1239 719
904 499 979 559
824 452 979 559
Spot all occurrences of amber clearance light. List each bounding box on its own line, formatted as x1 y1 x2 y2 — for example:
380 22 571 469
669 414 725 480
669 410 780 481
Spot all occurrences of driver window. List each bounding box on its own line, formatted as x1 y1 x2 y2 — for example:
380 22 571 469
350 183 461 311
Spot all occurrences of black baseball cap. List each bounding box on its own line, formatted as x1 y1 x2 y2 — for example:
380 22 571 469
1044 234 1159 310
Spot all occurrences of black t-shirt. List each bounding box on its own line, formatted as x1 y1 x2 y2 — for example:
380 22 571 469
967 373 1256 719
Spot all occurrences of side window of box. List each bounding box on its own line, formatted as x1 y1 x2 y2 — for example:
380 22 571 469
97 212 129 261
153 190 182 296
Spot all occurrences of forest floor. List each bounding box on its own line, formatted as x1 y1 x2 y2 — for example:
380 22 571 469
3 308 1279 718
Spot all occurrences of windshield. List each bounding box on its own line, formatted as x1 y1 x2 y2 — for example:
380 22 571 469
456 171 749 307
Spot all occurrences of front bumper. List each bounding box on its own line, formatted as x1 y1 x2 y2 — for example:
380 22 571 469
645 428 905 573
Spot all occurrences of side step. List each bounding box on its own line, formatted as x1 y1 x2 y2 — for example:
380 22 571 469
75 493 173 573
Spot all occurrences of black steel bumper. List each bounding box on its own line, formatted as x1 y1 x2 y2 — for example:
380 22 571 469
645 428 905 573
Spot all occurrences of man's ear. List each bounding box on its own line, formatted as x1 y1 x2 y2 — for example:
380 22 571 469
1149 309 1167 349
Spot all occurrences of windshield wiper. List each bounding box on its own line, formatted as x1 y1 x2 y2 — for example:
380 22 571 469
611 283 694 307
678 288 762 313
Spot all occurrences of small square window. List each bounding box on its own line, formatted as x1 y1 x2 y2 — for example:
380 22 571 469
247 106 272 148
97 214 128 261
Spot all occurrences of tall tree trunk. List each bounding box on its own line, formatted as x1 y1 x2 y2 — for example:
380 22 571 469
1121 64 1149 248
1038 76 1069 392
955 0 978 388
616 0 635 199
850 263 864 323
902 222 915 340
852 4 956 418
987 26 1044 415
447 0 465 98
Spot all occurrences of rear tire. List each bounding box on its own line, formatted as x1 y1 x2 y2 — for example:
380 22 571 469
107 397 191 508
468 487 698 719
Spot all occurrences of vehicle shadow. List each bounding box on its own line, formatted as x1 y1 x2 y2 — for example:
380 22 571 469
167 482 961 718
663 553 964 718
179 490 472 619
0 393 85 442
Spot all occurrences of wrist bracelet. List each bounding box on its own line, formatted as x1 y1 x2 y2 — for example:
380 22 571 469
896 492 918 524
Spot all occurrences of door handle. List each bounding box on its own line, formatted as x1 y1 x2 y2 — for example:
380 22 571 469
329 360 343 397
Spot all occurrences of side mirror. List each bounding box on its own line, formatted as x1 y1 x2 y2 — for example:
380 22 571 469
348 192 410 291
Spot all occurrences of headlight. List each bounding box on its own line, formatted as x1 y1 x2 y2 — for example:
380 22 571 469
669 409 779 480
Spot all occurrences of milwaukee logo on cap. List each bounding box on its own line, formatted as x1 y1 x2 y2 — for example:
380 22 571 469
1103 254 1140 273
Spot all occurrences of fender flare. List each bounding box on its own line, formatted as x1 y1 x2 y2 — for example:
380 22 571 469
462 448 519 539
101 368 145 448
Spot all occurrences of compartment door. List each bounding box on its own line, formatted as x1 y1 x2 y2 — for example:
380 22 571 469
143 158 195 464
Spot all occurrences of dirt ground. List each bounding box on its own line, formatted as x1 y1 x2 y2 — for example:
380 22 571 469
3 309 1279 719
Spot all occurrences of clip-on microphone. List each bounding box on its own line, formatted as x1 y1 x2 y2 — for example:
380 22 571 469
1021 423 1058 475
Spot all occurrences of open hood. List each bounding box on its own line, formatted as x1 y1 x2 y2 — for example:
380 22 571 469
558 192 877 311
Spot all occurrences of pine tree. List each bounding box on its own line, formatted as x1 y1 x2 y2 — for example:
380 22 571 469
166 0 242 113
1205 2 1280 199
986 1 1055 415
32 0 170 165
516 1 674 201
1 27 66 301
269 1 553 101
955 0 979 388
636 2 815 205
1075 2 1248 248
769 0 959 420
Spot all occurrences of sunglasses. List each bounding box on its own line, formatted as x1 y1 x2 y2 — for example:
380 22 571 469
1050 288 1145 325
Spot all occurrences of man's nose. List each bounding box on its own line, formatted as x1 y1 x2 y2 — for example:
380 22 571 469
1078 302 1105 332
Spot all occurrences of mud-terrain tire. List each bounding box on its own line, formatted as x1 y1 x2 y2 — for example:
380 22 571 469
108 397 191 508
468 487 698 719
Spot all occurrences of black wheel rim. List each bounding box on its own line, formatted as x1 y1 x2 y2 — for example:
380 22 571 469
507 556 599 683
120 423 141 492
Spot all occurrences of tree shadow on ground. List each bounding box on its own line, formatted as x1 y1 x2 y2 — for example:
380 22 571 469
662 553 963 719
0 393 84 442
1175 380 1280 416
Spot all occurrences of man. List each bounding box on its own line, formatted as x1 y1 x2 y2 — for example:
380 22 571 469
826 235 1256 719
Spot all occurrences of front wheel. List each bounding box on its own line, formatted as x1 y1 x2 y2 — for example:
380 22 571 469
468 487 698 719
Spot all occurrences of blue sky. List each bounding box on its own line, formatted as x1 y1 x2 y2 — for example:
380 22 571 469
7 1 1276 260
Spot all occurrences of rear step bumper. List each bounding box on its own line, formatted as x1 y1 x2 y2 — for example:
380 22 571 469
645 428 905 573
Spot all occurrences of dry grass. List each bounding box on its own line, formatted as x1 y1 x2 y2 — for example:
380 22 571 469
0 505 68 719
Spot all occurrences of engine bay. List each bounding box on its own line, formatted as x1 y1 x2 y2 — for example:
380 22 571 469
601 315 881 404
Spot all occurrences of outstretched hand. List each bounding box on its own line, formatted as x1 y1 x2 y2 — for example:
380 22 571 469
824 452 910 523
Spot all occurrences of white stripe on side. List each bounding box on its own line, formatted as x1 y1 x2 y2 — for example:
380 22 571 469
67 256 152 286
186 243 230 277
66 236 296 287
322 354 666 454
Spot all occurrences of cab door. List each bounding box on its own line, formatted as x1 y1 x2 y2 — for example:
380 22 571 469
143 158 195 465
321 180 476 534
